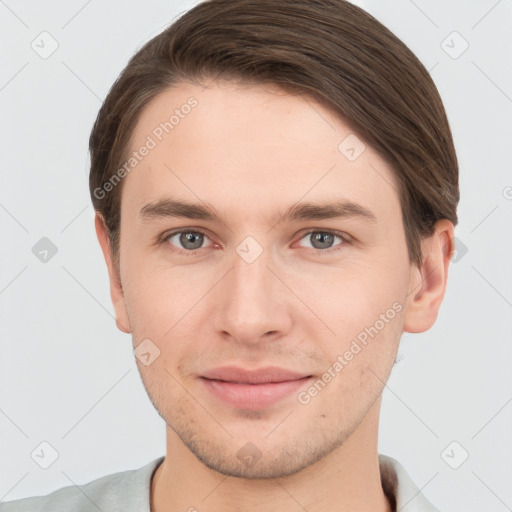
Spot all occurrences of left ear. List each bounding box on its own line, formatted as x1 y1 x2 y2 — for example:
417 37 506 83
403 219 455 333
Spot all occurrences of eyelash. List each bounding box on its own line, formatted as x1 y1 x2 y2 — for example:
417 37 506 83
158 228 351 256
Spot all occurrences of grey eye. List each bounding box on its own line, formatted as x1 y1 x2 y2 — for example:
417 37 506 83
298 231 343 250
168 231 206 250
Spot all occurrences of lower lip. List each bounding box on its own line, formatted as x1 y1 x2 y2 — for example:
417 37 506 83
201 377 312 409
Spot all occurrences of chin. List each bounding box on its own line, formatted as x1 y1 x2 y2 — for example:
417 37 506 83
180 427 348 480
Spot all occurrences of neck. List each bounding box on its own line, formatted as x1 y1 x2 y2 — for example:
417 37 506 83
151 400 391 512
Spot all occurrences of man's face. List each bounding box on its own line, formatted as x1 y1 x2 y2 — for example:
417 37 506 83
110 80 417 478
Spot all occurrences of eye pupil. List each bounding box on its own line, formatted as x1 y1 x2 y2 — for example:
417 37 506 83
310 232 335 249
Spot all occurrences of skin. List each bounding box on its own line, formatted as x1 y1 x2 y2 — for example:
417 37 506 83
95 79 454 512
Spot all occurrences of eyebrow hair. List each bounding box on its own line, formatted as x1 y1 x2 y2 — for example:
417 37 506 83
139 197 377 225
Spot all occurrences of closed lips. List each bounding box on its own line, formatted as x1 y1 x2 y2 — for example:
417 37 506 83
200 366 313 384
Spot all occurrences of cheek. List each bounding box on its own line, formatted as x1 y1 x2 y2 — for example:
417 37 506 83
299 302 405 422
299 252 408 393
122 254 207 338
309 257 409 335
122 265 206 381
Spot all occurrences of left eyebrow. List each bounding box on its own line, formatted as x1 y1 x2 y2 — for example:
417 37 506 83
273 200 377 225
138 197 377 225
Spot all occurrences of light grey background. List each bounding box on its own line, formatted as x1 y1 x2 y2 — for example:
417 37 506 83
1 0 511 510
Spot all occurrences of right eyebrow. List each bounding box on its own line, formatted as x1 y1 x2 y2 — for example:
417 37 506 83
139 198 225 223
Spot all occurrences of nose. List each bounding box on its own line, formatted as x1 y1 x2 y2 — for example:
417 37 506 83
212 241 293 346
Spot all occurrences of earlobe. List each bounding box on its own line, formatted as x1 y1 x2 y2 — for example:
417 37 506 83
403 220 455 333
94 212 131 334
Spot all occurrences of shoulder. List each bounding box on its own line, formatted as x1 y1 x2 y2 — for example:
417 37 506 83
379 454 441 512
0 456 164 512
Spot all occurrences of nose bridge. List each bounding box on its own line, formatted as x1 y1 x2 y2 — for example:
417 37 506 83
230 238 275 313
214 236 288 341
232 245 271 299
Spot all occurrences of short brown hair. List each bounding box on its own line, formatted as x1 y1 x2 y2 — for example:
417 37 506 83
89 0 459 268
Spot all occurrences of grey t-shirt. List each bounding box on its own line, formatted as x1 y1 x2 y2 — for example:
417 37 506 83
0 454 440 511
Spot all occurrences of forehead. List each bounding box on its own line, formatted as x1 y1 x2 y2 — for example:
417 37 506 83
121 80 400 224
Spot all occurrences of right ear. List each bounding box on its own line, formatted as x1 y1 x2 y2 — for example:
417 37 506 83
94 212 131 334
